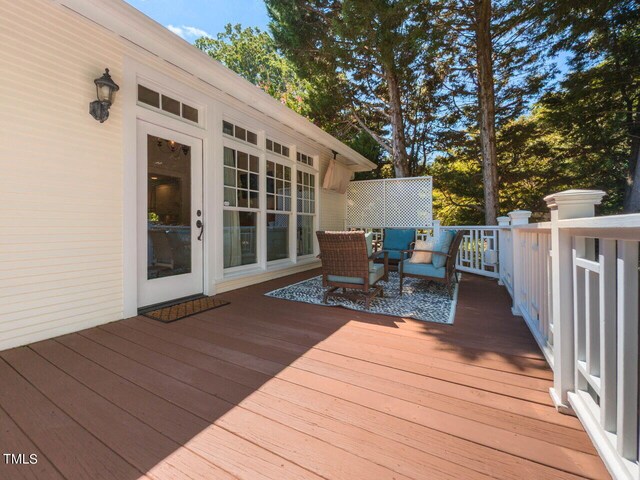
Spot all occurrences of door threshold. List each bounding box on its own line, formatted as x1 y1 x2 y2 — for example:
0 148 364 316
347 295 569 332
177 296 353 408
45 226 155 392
138 293 206 315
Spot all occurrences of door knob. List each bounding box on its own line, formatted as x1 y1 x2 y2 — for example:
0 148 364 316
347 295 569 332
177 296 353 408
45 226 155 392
196 219 204 241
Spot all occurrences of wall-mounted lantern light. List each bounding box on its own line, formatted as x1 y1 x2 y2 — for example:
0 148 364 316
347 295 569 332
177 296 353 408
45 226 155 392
89 68 119 123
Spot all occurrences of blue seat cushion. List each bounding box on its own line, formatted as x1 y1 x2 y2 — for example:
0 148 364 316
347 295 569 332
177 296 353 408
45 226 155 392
328 263 385 285
383 229 415 251
382 250 402 261
432 230 456 268
400 261 446 278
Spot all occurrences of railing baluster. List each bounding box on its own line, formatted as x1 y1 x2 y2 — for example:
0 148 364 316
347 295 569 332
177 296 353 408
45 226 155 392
616 240 639 461
573 236 587 392
585 266 600 378
599 238 617 432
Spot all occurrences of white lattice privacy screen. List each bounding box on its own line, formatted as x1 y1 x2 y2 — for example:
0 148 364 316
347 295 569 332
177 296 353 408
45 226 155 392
346 177 433 228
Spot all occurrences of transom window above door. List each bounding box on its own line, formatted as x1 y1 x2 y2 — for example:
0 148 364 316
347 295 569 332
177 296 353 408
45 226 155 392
137 84 199 124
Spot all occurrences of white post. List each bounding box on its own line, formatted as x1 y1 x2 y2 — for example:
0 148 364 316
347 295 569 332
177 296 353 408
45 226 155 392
432 219 441 239
508 210 531 315
544 189 605 414
496 216 510 286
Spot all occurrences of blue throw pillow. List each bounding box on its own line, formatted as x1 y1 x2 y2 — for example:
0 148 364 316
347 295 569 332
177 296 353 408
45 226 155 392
383 229 415 251
432 230 456 268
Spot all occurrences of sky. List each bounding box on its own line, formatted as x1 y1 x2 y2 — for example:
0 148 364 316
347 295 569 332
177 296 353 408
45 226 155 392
124 0 270 42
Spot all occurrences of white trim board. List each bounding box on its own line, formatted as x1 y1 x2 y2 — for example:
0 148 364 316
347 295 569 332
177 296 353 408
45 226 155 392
53 0 376 172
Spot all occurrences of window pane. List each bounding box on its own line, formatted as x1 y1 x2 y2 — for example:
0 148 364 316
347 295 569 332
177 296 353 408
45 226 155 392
284 167 291 181
276 163 283 179
182 103 199 123
267 214 289 261
282 146 290 157
224 167 236 187
147 135 191 279
161 95 180 116
247 131 258 145
249 191 259 209
237 190 248 208
297 215 314 256
237 152 248 170
266 139 273 151
224 187 236 207
224 147 235 166
223 121 234 135
223 211 257 268
266 161 275 177
274 143 281 155
138 85 160 108
235 126 246 141
250 155 259 173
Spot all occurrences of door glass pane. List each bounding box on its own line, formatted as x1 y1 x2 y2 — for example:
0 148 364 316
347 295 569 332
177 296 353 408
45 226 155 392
147 135 192 279
267 214 289 261
223 211 257 268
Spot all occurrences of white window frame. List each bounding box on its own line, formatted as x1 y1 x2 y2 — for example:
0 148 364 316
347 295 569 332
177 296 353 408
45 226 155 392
136 77 204 128
222 136 263 274
295 161 319 259
265 155 294 264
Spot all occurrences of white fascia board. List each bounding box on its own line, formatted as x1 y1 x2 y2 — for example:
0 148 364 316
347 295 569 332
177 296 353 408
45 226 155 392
53 0 376 172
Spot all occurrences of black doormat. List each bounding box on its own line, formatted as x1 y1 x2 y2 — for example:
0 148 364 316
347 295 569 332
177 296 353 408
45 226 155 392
143 296 229 323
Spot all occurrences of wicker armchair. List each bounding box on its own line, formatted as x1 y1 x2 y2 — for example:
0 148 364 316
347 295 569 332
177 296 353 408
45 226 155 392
399 230 465 298
316 231 389 309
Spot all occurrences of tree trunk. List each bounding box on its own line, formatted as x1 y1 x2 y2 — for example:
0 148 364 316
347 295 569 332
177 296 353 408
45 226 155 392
386 69 411 178
475 0 499 225
623 133 640 212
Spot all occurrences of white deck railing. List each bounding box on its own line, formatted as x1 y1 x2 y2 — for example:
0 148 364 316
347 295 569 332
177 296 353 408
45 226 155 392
351 225 500 279
497 191 640 480
348 189 638 479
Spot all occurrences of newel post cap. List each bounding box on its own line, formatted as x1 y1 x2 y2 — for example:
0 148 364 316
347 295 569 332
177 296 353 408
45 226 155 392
544 189 605 210
496 216 510 226
508 210 532 225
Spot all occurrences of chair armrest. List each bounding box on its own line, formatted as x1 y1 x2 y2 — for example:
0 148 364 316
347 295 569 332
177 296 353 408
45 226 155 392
369 250 388 260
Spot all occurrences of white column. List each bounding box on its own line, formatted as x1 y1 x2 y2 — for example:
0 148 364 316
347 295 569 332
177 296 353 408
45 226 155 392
432 219 441 239
496 216 510 286
544 189 605 414
508 210 531 315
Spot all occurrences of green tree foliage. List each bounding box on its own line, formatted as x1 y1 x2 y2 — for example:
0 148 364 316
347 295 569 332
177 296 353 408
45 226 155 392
265 0 451 177
537 0 640 212
195 24 312 116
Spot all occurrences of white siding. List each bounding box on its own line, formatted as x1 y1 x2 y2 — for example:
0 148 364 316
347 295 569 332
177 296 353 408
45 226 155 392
0 0 125 350
0 0 364 351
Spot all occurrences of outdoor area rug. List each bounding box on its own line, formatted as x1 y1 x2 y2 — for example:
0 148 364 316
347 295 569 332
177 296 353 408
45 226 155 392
265 271 459 324
143 296 229 323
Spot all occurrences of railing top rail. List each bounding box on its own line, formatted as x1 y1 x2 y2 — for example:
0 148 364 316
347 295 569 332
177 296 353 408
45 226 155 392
558 212 640 230
441 225 500 229
511 222 552 231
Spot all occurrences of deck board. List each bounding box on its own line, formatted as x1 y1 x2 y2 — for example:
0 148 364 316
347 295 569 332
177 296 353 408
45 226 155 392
0 272 610 479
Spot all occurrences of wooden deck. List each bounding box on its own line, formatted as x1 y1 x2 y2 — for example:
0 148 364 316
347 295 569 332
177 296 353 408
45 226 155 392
0 271 610 480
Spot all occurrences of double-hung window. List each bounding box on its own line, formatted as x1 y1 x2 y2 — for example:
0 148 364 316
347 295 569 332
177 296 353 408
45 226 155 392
296 169 316 257
222 131 260 269
266 160 292 261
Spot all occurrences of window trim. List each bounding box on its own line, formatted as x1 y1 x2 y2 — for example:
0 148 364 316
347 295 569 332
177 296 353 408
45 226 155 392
136 80 203 127
222 119 260 147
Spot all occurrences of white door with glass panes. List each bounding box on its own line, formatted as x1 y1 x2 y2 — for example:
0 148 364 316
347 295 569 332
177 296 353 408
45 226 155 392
137 121 204 307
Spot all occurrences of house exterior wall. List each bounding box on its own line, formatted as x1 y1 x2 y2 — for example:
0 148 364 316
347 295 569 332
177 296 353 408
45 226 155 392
0 0 125 350
0 0 357 350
